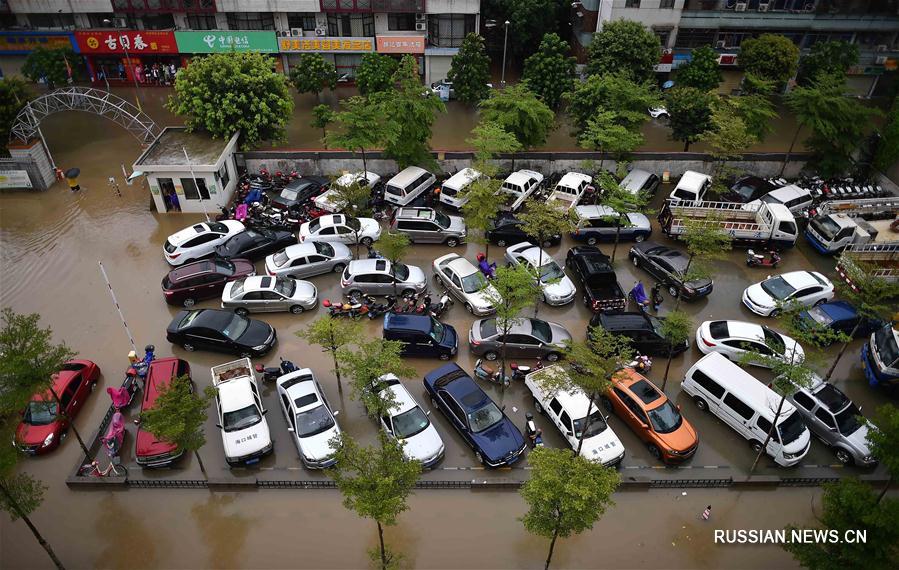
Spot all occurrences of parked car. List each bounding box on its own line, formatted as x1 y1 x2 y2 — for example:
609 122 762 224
525 366 625 466
213 228 295 261
276 368 341 468
756 184 813 214
313 171 381 213
341 259 427 297
648 107 668 119
15 360 101 455
136 358 191 467
742 271 834 317
500 169 543 212
221 275 317 315
486 212 562 248
620 169 660 196
590 312 690 356
423 363 527 467
572 205 652 245
722 176 776 204
163 220 245 266
797 300 883 344
438 167 481 210
601 368 698 463
429 78 493 99
383 313 458 360
629 241 714 301
211 358 273 467
384 166 436 207
668 171 711 203
162 258 255 308
370 374 445 467
264 241 352 279
565 246 626 313
696 320 804 367
432 253 498 315
270 175 329 210
504 242 576 306
166 309 277 357
298 213 381 246
547 172 593 210
389 207 466 246
469 317 570 362
788 374 876 466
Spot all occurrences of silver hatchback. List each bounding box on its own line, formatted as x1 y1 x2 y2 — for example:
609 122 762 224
222 275 318 315
264 241 352 279
469 317 571 362
389 207 466 246
340 259 427 297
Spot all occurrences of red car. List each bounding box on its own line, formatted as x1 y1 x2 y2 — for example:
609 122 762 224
161 258 255 308
136 358 191 468
15 360 101 455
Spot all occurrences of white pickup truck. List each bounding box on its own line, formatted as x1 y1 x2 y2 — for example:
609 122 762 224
211 358 273 467
500 169 543 212
659 199 798 248
547 172 592 210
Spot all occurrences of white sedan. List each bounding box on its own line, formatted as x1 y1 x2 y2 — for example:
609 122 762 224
372 374 444 468
163 220 245 266
314 171 381 213
696 320 805 368
742 271 834 317
504 242 576 306
298 214 381 246
433 253 498 316
276 369 341 469
221 275 317 315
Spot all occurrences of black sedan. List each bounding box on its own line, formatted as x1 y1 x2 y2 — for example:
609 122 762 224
486 212 562 248
270 176 329 210
628 241 713 301
721 176 776 204
166 309 277 357
213 228 295 261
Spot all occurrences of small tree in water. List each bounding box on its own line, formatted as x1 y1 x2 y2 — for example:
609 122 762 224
297 317 363 394
325 96 394 176
310 104 334 141
659 309 693 393
460 176 506 260
338 337 414 418
866 405 899 504
377 231 411 298
517 198 576 318
594 171 651 262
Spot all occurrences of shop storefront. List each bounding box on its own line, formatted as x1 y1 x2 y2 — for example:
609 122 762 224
175 31 281 72
278 36 375 78
376 35 425 77
74 30 180 85
0 31 76 78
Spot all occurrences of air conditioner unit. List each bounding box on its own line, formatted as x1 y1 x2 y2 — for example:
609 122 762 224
876 44 888 52
715 40 727 49
314 27 327 37
415 22 427 31
875 55 888 65
113 17 127 28
735 2 747 11
276 30 289 37
415 13 426 22
758 3 769 11
289 28 301 37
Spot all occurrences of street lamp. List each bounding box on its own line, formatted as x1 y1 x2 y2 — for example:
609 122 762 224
501 20 510 88
102 18 143 112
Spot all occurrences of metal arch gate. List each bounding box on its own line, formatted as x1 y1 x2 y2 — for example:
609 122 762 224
9 87 162 147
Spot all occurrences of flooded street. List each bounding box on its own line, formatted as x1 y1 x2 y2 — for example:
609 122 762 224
0 92 893 569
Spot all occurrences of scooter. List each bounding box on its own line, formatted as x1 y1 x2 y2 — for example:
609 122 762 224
474 359 512 386
426 291 453 318
367 296 397 319
101 411 125 463
255 357 299 382
510 360 541 383
746 249 781 268
524 412 544 448
628 354 652 374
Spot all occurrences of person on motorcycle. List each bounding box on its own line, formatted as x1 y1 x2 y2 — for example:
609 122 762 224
630 281 650 312
650 282 664 313
525 412 542 446
477 253 496 279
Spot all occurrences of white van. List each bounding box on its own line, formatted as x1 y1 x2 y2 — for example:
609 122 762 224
757 184 813 214
682 352 810 467
384 166 436 207
438 168 481 210
668 171 712 203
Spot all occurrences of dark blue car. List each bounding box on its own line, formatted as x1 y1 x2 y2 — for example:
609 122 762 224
798 301 883 344
384 313 458 360
423 363 526 467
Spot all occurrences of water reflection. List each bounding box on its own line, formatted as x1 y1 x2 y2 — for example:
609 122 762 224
93 493 160 569
191 493 252 569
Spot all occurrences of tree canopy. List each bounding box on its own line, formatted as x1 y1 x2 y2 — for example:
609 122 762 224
501 0 568 57
585 20 660 83
738 34 800 89
479 84 555 150
289 53 337 95
325 95 394 175
522 32 576 110
565 73 659 137
874 95 899 172
23 46 76 88
0 78 33 152
355 53 399 95
665 87 715 152
446 33 491 104
796 40 859 86
675 46 722 92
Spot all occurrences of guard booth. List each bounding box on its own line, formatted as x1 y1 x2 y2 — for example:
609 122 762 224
132 127 239 214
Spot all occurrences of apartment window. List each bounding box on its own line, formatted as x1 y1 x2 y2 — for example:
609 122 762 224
287 13 318 30
226 12 275 31
141 13 176 29
88 14 116 28
181 177 210 201
216 163 230 190
655 30 671 48
625 0 641 7
388 13 415 31
674 28 716 48
327 13 374 37
661 0 676 7
321 0 374 10
427 14 475 48
186 13 217 30
112 0 214 9
26 13 75 29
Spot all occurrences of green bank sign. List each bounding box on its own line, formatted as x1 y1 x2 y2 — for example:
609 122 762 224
175 31 278 54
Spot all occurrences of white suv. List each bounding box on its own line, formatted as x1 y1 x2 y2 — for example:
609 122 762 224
163 220 245 266
211 359 273 467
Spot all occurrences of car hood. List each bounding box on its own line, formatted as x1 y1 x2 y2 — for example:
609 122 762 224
290 281 318 301
543 276 576 297
230 259 256 276
470 417 525 463
405 265 426 287
549 323 572 345
653 418 698 454
15 421 58 446
447 216 466 235
358 218 381 236
398 424 444 462
221 419 271 459
441 324 458 349
468 285 498 310
238 320 275 347
579 425 625 464
844 424 873 456
779 338 805 364
625 213 652 231
298 221 313 239
745 283 775 309
136 426 178 458
299 425 340 462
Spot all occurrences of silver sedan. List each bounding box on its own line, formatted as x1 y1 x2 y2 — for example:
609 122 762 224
222 275 317 315
469 317 571 362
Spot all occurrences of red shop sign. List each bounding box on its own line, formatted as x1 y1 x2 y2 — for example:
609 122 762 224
75 30 178 54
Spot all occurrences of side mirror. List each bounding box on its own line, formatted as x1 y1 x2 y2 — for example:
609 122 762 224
215 424 222 429
287 426 294 433
565 431 573 437
333 410 340 416
677 404 682 411
262 409 267 415
501 405 506 412
426 410 431 416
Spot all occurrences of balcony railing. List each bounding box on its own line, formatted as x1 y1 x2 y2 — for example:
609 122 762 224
320 0 425 12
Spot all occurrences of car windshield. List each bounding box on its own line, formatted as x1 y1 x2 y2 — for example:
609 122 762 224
314 241 334 257
441 185 458 197
647 400 683 434
230 279 246 298
222 315 250 339
429 319 445 343
24 400 57 425
280 188 299 201
308 218 322 234
873 325 899 368
207 222 228 233
648 315 664 336
806 306 834 326
274 278 296 297
461 271 488 294
573 409 607 439
222 404 262 432
731 184 757 202
392 407 430 439
434 211 451 229
834 404 863 436
762 327 786 354
777 410 806 445
345 216 361 231
760 277 795 300
673 188 696 200
214 259 235 275
468 402 504 433
539 260 565 283
164 240 177 253
530 319 551 343
385 184 403 196
394 263 410 281
295 405 335 437
480 319 498 338
272 251 289 267
810 216 841 240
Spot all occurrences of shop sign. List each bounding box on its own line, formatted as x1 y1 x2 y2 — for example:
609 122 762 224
279 37 374 53
376 36 425 54
653 64 672 73
74 30 178 54
175 31 278 54
0 32 74 54
0 170 33 190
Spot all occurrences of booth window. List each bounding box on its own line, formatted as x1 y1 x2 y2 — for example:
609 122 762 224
181 177 211 201
216 163 230 190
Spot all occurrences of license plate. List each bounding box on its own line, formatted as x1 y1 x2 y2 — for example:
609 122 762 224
245 457 260 465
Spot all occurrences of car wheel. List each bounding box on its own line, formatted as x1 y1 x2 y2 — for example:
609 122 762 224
668 285 679 298
475 451 485 465
694 397 708 411
634 234 646 243
542 240 552 248
348 289 363 298
648 444 662 461
182 343 196 352
183 298 196 308
361 237 373 247
497 239 507 247
402 289 416 298
835 448 853 465
289 305 305 314
750 440 764 453
545 352 560 362
770 309 781 318
465 303 474 315
601 396 613 413
446 237 459 248
534 398 544 414
439 353 450 361
234 307 249 317
333 263 346 274
631 256 640 267
814 299 826 307
587 237 598 246
484 351 498 361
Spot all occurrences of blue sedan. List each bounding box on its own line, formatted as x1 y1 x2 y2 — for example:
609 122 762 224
423 363 526 467
798 301 883 343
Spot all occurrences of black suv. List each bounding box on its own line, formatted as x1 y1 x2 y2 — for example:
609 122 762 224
270 176 330 210
565 246 625 313
589 312 689 356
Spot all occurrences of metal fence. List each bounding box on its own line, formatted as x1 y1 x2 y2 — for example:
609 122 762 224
127 479 208 489
650 478 733 488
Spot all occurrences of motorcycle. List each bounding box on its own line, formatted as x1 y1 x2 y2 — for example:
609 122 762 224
510 360 541 383
474 358 512 386
628 354 652 374
524 412 544 448
255 357 299 382
746 249 781 268
367 296 397 319
322 298 369 319
101 411 125 463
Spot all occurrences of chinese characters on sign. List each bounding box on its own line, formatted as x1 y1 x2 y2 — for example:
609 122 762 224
278 37 374 53
74 30 178 54
375 36 425 54
0 32 74 54
174 31 278 54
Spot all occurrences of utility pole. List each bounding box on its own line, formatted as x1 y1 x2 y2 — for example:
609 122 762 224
183 145 211 223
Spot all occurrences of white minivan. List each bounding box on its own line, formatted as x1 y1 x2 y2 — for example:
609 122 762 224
682 352 811 467
438 168 481 210
384 166 436 207
757 184 814 214
668 171 712 203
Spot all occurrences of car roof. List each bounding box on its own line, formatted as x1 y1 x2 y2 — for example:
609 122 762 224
334 171 380 187
513 244 551 265
763 184 809 202
168 223 211 246
446 256 478 276
576 205 616 219
375 375 417 415
239 276 278 292
284 176 327 190
573 249 613 273
688 353 796 419
348 258 390 273
528 366 591 410
216 376 256 409
620 169 653 189
722 320 764 340
615 368 668 410
504 170 541 186
384 312 431 333
168 260 216 281
388 166 430 187
599 312 651 331
315 214 345 227
277 369 323 411
396 207 436 220
442 168 481 190
186 309 233 330
819 300 857 320
676 171 711 190
557 172 592 188
780 271 827 288
426 364 489 412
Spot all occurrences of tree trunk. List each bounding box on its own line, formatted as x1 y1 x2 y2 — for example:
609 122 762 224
360 147 368 175
611 217 621 262
331 348 343 394
780 124 802 178
545 514 562 570
683 141 690 152
194 450 208 480
674 254 694 311
750 393 787 473
0 481 65 570
824 321 861 382
534 248 544 319
484 239 490 262
661 342 674 393
574 395 596 457
376 521 388 570
877 474 892 504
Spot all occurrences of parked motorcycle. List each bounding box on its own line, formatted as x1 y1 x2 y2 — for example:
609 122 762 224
367 296 397 319
746 249 781 268
101 411 125 463
474 358 512 386
255 357 299 382
524 412 544 448
322 298 369 319
627 354 652 374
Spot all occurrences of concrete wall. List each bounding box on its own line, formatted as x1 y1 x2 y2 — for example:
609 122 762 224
5 139 56 191
9 0 112 12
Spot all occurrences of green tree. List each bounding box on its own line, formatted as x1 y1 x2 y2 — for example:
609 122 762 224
874 95 899 172
593 171 651 262
658 310 692 392
446 33 491 105
310 104 334 140
23 46 76 88
704 98 759 182
785 73 882 177
503 0 566 57
522 32 575 110
466 119 522 174
867 405 899 503
517 198 576 317
0 467 62 570
676 46 722 92
355 53 398 95
138 375 213 479
730 82 778 143
738 34 800 89
565 73 660 137
325 96 394 175
0 78 33 150
783 478 899 569
480 264 539 385
479 84 555 150
328 432 421 570
167 52 294 149
665 87 715 151
520 447 620 570
329 178 373 218
578 110 644 171
379 55 446 169
338 337 415 418
377 230 411 298
289 53 337 96
297 317 363 394
796 40 859 86
585 19 660 83
459 176 506 259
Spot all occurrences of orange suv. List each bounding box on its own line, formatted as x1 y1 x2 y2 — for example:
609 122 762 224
602 368 698 463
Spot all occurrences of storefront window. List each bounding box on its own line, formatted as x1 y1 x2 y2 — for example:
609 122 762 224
186 13 217 30
287 13 318 30
226 12 275 31
674 28 716 48
335 54 364 77
181 177 210 201
141 13 176 30
327 13 374 37
88 14 116 28
427 15 475 48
